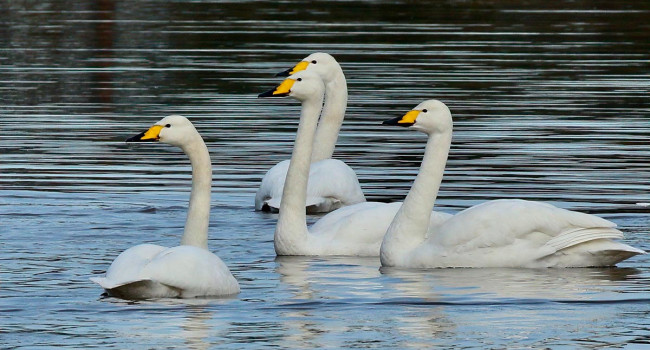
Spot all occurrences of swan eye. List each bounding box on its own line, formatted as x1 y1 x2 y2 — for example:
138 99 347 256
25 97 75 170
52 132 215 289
422 109 428 113
165 124 171 128
311 60 317 64
297 78 302 81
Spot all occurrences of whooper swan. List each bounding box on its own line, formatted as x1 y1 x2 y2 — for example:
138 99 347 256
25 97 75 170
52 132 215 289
259 72 451 256
90 115 239 299
380 100 645 268
256 53 365 213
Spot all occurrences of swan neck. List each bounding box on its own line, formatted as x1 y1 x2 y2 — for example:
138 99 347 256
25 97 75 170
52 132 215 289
275 96 323 254
311 71 346 162
180 136 211 249
381 129 451 263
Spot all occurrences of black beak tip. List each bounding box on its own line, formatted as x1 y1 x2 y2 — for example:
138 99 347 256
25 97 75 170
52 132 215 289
125 132 145 142
259 88 289 98
382 117 401 126
382 116 413 127
275 69 291 77
258 89 275 98
126 131 159 142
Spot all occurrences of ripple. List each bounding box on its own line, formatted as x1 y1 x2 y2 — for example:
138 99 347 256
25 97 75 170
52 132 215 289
1 0 649 349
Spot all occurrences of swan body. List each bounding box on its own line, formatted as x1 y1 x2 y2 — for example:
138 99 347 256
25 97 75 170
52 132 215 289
307 201 452 256
380 100 646 268
90 115 239 299
255 158 364 212
259 72 451 256
90 244 238 299
256 52 365 213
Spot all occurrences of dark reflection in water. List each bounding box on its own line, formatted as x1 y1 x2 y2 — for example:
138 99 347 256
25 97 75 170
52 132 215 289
1 1 649 349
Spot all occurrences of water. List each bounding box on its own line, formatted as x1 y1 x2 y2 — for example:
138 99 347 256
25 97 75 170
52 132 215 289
1 0 649 348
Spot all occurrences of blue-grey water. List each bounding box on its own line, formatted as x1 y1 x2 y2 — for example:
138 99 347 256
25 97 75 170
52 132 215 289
1 1 649 348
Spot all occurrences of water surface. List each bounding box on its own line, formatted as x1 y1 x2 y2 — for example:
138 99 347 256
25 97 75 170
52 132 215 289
1 1 649 348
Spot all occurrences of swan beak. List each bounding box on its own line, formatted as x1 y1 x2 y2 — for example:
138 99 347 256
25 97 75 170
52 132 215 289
382 110 419 127
276 60 309 77
275 68 291 77
258 78 295 98
126 124 163 142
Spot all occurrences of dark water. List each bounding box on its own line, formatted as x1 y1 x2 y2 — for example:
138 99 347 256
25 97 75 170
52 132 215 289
1 1 649 348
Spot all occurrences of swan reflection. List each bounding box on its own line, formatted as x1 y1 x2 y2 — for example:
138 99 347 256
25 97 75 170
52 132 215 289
379 266 643 301
274 256 642 347
275 255 383 300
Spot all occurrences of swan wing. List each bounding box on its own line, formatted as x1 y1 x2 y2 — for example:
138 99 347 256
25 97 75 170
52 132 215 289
421 199 644 267
307 159 365 203
90 244 167 289
306 201 453 256
434 199 614 249
425 211 454 238
255 160 291 210
256 159 365 213
90 244 239 297
308 202 401 255
138 246 240 297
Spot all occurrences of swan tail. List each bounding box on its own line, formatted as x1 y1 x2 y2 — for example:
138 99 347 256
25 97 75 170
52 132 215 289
90 276 130 290
261 197 281 212
539 239 646 267
90 276 149 290
539 227 646 267
543 227 625 252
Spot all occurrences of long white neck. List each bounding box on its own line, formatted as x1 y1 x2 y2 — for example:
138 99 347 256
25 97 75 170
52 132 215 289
311 70 346 161
275 96 324 254
380 129 451 265
180 136 212 249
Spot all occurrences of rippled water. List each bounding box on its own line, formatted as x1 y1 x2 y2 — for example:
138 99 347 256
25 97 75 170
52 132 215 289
2 0 649 348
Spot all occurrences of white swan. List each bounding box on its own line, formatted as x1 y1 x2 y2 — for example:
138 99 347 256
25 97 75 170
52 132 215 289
259 72 451 256
255 52 365 213
380 100 646 268
90 115 240 299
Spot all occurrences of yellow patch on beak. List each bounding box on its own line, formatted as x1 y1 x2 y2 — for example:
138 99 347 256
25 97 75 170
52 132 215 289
273 78 295 95
141 125 164 141
289 61 310 75
399 110 420 124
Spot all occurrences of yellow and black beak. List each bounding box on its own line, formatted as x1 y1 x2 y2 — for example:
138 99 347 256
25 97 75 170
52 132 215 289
126 124 163 142
382 110 420 127
275 60 309 77
258 78 296 98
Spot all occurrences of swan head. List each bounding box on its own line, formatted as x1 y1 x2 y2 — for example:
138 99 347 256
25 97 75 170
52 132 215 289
258 70 325 102
275 52 341 82
383 99 453 135
126 115 201 148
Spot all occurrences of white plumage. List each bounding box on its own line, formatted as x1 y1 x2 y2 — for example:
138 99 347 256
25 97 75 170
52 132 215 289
256 52 365 213
90 115 239 299
380 100 645 268
259 72 451 256
256 158 364 213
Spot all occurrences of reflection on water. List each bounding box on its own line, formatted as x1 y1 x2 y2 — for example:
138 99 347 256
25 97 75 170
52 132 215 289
1 0 649 348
